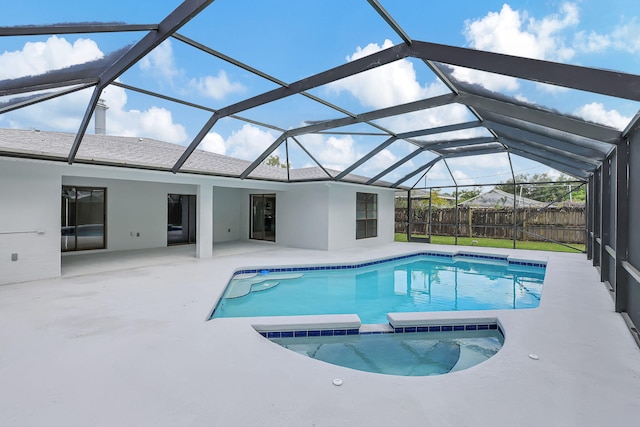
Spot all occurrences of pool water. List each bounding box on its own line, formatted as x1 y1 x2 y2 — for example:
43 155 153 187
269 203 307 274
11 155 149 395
211 254 545 324
271 330 504 376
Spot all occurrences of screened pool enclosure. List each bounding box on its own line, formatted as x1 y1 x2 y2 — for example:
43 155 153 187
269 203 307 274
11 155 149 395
1 0 639 343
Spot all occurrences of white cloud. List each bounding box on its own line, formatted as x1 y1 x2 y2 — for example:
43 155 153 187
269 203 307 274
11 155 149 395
574 17 640 54
328 39 448 109
448 153 510 171
201 132 226 155
609 19 640 53
0 35 103 80
367 148 397 171
328 40 475 136
100 85 188 143
573 102 631 130
457 3 579 91
452 170 474 184
139 40 181 83
0 36 189 142
573 31 612 53
296 133 359 171
464 3 578 61
200 124 278 161
189 70 246 100
137 39 245 100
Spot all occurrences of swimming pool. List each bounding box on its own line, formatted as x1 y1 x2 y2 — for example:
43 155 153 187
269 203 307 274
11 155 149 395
210 251 546 324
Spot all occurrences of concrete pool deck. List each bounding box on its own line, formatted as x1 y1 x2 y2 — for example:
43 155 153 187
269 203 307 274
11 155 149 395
0 242 638 426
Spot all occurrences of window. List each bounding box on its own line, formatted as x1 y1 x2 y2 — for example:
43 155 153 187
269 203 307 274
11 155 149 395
356 192 377 239
61 186 106 252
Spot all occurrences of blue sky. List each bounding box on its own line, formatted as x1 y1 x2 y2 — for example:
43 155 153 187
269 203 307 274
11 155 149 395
1 1 639 187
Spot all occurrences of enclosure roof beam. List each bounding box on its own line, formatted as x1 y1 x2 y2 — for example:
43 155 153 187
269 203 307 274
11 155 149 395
484 120 607 163
111 81 286 133
289 136 334 180
367 0 412 45
335 120 483 181
419 136 497 150
0 23 158 36
622 110 640 139
0 83 95 114
505 145 591 180
366 149 426 185
287 94 457 137
398 120 482 140
480 111 613 154
457 92 621 144
392 156 443 188
409 40 640 102
443 158 457 187
239 133 289 179
335 136 397 180
498 136 598 172
212 43 411 120
0 72 101 98
442 146 507 159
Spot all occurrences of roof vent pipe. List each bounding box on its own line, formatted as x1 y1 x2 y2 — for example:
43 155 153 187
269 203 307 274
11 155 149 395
95 99 108 135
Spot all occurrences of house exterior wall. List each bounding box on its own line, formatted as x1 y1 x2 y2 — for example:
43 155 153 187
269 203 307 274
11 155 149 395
269 183 395 251
213 186 243 243
62 175 196 252
275 183 330 250
328 184 395 250
0 159 61 285
0 156 397 285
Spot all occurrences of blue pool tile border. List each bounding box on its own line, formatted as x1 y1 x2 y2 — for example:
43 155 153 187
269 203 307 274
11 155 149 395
233 251 546 277
258 322 503 339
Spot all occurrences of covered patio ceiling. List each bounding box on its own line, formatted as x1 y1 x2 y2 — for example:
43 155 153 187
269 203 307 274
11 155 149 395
1 0 639 188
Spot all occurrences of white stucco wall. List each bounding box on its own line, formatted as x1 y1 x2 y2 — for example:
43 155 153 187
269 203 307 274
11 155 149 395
0 159 61 284
327 184 395 250
268 182 395 251
213 187 242 243
275 183 330 250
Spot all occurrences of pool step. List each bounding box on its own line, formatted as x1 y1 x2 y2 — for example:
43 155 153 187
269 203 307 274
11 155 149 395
251 281 280 293
226 273 303 298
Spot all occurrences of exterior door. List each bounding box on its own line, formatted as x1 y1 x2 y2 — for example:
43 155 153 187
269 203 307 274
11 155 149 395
167 194 196 245
250 194 276 241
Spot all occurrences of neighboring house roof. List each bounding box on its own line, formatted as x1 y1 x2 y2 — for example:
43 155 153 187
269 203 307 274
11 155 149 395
0 128 384 186
459 188 546 208
394 189 455 200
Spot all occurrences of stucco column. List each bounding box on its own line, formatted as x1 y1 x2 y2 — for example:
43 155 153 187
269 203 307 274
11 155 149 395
196 183 213 258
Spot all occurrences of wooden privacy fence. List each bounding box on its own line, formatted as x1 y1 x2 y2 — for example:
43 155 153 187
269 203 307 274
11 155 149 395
395 205 586 244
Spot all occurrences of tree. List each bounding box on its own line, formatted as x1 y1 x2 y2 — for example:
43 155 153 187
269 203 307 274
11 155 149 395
457 188 481 202
495 173 585 203
264 155 289 168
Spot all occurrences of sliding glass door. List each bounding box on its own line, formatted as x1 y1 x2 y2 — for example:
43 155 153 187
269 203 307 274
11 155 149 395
167 194 196 245
61 186 106 252
250 194 276 241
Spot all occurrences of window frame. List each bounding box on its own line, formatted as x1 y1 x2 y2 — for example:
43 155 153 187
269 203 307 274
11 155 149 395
356 192 378 239
61 186 107 252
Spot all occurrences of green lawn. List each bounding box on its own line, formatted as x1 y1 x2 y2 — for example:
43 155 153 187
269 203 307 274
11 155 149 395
394 233 585 253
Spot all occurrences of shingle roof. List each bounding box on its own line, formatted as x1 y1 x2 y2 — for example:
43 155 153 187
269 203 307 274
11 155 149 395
459 188 546 208
0 128 383 185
